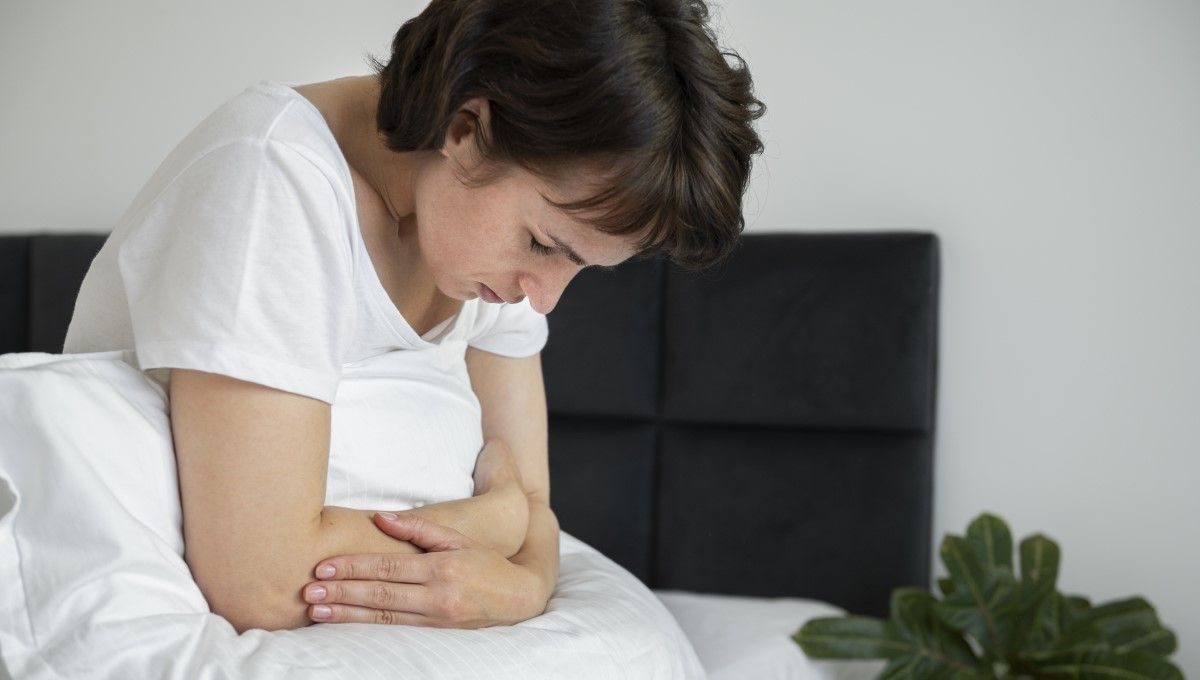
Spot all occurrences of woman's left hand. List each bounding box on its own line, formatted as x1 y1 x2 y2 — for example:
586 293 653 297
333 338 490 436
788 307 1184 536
302 512 548 628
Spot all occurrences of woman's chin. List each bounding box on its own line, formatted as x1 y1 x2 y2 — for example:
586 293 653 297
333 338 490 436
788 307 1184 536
433 279 475 301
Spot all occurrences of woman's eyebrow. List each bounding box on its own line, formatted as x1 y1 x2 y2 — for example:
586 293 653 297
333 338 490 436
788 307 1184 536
548 234 589 267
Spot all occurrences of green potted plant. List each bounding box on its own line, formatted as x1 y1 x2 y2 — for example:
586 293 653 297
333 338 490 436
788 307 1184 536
793 513 1182 679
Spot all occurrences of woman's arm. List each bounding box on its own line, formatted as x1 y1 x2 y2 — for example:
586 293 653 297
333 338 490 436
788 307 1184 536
295 350 560 626
464 349 551 504
168 368 430 632
463 349 560 602
391 439 530 558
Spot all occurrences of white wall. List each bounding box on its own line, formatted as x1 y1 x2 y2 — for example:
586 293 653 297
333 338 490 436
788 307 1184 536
2 0 1197 674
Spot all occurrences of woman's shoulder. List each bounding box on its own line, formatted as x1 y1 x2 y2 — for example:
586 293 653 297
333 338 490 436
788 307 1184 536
145 82 352 199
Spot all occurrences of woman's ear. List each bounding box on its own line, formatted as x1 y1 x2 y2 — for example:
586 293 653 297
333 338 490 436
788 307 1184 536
441 97 492 165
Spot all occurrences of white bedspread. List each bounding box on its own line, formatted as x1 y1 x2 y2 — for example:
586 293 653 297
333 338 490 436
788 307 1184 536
0 350 706 679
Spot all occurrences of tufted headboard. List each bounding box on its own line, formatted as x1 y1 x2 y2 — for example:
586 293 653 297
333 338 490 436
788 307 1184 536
0 231 939 618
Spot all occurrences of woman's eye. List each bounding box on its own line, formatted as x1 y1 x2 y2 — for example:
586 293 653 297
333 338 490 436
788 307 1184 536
529 236 555 255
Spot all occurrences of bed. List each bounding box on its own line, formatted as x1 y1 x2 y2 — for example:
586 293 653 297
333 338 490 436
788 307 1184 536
0 230 939 679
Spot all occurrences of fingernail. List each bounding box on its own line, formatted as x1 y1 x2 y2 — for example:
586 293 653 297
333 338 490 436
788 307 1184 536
311 605 332 620
316 564 335 578
378 511 398 521
306 585 327 602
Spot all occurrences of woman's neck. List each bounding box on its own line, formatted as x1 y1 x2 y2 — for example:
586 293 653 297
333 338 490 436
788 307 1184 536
331 75 425 224
294 75 439 302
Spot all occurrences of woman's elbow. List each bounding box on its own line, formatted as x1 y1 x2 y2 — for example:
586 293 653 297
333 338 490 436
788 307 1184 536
186 555 312 633
207 585 313 634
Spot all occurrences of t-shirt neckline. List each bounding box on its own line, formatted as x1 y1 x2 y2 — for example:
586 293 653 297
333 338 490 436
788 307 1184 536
256 79 462 347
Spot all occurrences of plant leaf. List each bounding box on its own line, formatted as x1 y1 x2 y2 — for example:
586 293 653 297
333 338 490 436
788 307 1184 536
934 534 1020 658
1010 534 1061 655
1020 592 1098 657
938 577 956 597
890 588 981 671
1069 597 1177 657
793 616 907 660
1022 596 1179 665
1020 591 1062 655
878 653 984 680
795 602 986 679
966 513 1014 572
1018 534 1060 598
1041 620 1109 657
880 655 920 679
1114 628 1178 658
1059 595 1094 636
1065 595 1093 618
1031 650 1183 680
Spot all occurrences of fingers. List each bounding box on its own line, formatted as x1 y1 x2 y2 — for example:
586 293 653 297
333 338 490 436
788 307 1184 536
314 552 433 583
372 512 472 552
308 601 434 627
305 579 430 617
302 572 476 627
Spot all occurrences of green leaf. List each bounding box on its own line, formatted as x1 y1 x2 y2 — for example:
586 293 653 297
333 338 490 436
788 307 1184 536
1071 598 1156 634
1022 595 1112 659
1065 595 1093 618
934 534 1020 658
1010 534 1061 655
1031 650 1183 680
793 616 907 660
1022 596 1179 665
1042 621 1109 657
966 513 1014 572
1018 592 1062 655
878 653 983 680
1070 597 1177 657
880 655 920 679
1018 534 1060 599
795 513 1182 680
1058 595 1094 636
890 588 981 671
1114 628 1178 658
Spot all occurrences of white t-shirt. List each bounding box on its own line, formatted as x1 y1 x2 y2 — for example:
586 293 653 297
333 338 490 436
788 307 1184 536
64 80 548 404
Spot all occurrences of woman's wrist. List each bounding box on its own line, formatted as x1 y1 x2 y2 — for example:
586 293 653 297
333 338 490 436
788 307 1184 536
392 483 529 558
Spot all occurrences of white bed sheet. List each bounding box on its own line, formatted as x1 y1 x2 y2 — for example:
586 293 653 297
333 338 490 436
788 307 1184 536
653 591 885 680
0 350 706 679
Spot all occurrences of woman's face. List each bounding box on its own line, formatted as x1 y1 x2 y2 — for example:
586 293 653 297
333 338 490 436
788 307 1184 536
411 114 642 314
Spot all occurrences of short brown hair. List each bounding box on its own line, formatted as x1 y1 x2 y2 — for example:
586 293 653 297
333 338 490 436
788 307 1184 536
371 0 765 270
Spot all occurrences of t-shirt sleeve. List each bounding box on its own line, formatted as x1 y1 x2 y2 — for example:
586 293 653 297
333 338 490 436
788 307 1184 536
465 298 549 358
117 139 355 403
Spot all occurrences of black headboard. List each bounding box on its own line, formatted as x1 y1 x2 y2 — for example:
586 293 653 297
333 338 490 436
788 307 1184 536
0 231 939 618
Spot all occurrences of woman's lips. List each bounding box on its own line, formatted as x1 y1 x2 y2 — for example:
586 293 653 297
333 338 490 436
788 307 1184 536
479 283 505 304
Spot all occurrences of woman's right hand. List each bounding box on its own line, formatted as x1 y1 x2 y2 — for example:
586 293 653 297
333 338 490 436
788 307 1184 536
303 513 548 628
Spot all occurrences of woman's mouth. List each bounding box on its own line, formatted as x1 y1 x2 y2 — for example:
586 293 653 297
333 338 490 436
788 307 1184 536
479 283 505 304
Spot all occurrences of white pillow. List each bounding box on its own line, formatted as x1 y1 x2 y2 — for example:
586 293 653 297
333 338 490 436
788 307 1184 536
0 351 706 679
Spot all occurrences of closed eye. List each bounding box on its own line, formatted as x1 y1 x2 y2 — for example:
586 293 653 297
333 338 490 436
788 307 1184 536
529 235 556 255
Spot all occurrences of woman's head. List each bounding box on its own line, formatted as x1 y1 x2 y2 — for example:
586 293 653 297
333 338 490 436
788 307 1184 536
371 0 766 282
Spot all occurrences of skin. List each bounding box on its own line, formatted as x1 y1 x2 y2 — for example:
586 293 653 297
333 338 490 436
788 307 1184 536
171 76 641 632
294 75 640 319
286 75 643 625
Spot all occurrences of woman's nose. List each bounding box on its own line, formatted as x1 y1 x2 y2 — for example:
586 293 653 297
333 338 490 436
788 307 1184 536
519 266 576 315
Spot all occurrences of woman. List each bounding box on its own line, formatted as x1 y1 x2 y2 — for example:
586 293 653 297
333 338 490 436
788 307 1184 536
64 0 764 633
